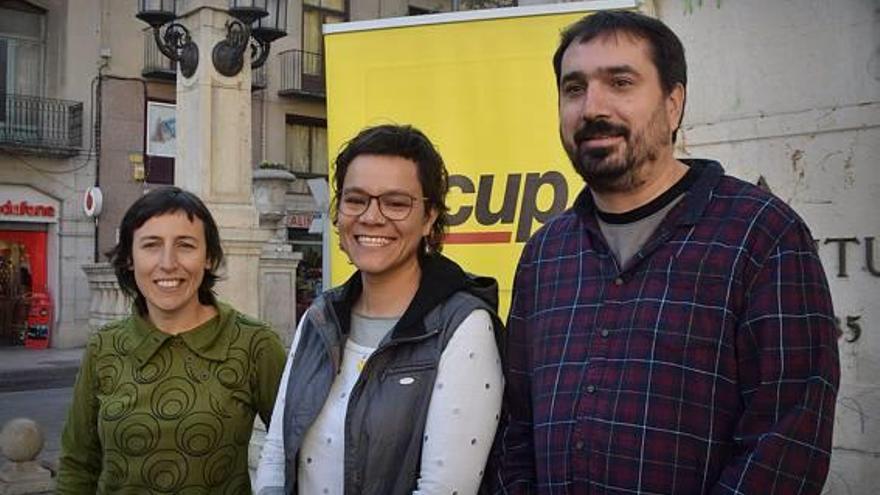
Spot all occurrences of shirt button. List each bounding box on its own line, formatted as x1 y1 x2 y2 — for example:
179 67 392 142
600 329 609 338
575 440 585 450
613 277 624 286
586 384 596 393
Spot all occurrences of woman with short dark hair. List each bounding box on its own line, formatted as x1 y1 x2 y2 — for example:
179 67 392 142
57 187 286 494
256 124 504 495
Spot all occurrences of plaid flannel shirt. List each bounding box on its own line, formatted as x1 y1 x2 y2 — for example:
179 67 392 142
492 160 839 494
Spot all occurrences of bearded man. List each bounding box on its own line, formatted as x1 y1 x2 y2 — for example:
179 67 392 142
491 10 839 495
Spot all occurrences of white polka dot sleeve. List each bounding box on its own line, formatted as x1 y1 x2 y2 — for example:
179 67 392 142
414 309 504 495
255 314 307 495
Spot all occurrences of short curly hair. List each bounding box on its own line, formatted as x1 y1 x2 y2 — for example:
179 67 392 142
333 124 449 257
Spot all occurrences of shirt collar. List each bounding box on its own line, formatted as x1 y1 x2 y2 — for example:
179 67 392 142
128 302 235 367
673 159 724 225
574 159 724 229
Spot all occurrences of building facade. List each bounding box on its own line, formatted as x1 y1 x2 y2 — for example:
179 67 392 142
0 0 515 349
0 0 97 349
1 1 876 491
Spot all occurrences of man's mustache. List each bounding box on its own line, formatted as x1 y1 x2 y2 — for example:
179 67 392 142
574 119 630 145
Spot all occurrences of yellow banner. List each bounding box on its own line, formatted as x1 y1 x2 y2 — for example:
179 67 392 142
324 3 632 318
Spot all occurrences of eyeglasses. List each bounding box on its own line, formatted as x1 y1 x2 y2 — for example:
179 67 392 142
338 191 427 221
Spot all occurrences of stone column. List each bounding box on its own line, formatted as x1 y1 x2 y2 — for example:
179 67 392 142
253 168 303 345
81 263 130 331
174 3 270 317
259 249 302 346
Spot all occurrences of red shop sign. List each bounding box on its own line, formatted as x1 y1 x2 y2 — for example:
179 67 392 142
0 200 56 218
288 213 315 229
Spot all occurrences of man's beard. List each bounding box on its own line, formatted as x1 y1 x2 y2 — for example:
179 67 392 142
563 104 670 194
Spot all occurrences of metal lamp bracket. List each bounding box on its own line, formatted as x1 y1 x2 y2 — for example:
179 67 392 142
153 22 199 78
250 37 271 69
213 20 251 77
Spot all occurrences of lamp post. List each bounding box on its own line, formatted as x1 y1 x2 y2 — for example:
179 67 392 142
136 0 288 78
132 0 296 321
251 0 289 65
136 0 199 77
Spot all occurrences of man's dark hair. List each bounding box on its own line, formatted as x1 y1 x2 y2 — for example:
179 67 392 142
333 124 449 256
553 10 688 140
107 186 224 315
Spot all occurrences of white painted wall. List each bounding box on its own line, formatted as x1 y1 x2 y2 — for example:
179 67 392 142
519 0 877 491
656 0 879 492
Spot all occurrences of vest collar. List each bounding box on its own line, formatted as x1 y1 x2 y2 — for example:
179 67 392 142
328 254 474 342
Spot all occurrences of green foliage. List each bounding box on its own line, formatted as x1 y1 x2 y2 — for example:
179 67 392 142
457 0 517 10
683 0 722 14
258 161 288 170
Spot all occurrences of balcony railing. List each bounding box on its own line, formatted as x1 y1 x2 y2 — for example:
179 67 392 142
252 64 268 90
279 49 325 99
142 29 176 80
0 94 83 156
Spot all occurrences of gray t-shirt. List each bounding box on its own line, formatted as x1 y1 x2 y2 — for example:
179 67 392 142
598 197 682 268
595 165 699 268
349 312 398 348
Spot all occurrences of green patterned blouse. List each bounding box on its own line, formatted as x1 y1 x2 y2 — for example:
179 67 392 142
57 302 286 494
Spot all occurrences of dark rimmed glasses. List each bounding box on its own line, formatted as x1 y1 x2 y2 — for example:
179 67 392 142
338 191 427 221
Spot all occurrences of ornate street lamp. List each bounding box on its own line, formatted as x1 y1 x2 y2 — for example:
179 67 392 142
215 0 289 76
228 0 270 25
250 0 289 67
253 0 288 43
137 0 288 78
136 0 199 78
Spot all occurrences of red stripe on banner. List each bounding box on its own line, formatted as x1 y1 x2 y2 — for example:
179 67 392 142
444 231 512 244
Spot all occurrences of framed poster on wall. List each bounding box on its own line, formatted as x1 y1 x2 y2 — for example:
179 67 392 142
146 101 176 157
145 101 175 184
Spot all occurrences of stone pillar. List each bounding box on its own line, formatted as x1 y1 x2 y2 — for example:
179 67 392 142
81 263 130 331
253 167 302 345
259 248 302 346
174 3 270 317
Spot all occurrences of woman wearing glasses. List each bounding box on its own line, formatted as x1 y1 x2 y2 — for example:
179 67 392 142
256 125 503 495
